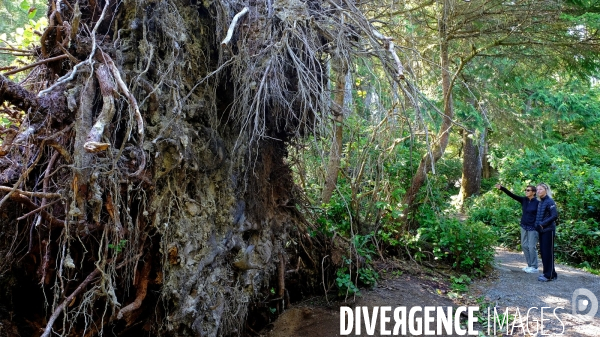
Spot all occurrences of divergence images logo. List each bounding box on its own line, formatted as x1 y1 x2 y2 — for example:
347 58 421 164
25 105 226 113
572 288 598 320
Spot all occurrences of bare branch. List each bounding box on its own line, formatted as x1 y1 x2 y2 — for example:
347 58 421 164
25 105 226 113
1 55 70 76
17 199 61 221
37 60 89 96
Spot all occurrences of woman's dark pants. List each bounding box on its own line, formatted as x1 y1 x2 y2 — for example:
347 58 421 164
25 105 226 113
539 230 557 279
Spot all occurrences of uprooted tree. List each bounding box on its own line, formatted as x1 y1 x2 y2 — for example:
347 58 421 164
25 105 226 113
0 0 408 335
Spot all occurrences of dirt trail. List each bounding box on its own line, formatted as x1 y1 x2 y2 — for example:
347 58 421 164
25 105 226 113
263 248 600 336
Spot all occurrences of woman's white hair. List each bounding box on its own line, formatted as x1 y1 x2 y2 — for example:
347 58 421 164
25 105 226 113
536 183 553 199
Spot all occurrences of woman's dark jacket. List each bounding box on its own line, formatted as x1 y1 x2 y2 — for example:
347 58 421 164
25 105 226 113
535 195 558 233
499 186 539 231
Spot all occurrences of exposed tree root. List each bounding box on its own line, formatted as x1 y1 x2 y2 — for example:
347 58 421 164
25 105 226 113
0 0 414 335
117 255 152 324
40 268 101 337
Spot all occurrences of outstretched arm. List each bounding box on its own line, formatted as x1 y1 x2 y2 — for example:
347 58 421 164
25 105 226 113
495 184 524 203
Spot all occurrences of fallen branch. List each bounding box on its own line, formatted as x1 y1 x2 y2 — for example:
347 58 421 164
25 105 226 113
1 54 69 76
40 268 101 337
221 7 249 46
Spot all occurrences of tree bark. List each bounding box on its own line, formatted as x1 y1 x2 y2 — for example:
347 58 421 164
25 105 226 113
458 129 485 208
401 0 454 224
321 56 348 204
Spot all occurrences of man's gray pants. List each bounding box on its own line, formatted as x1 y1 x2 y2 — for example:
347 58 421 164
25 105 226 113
521 228 539 268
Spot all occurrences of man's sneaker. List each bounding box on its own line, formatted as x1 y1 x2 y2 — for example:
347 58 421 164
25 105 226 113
538 275 555 282
525 267 538 273
522 266 530 271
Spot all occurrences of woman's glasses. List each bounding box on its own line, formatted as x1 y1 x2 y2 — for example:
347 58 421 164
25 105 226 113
525 189 533 192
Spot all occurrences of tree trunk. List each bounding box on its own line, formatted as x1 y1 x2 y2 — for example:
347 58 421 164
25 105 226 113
458 129 485 208
482 140 493 179
321 56 348 204
401 0 454 224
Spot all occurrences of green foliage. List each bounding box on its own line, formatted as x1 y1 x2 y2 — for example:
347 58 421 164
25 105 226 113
1 0 47 67
108 239 128 253
295 2 600 285
419 218 496 275
450 274 472 293
336 266 360 296
555 218 600 267
0 115 12 127
473 141 600 267
333 235 380 296
468 190 521 249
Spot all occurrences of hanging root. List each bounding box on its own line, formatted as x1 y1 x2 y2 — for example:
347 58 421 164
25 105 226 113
98 50 144 143
84 63 116 152
40 268 102 337
117 255 152 324
221 7 249 46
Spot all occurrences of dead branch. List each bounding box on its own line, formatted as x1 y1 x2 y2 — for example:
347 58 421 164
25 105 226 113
221 7 249 46
371 29 404 79
0 74 39 113
0 47 32 53
40 268 102 337
17 199 61 221
37 59 89 97
9 194 64 228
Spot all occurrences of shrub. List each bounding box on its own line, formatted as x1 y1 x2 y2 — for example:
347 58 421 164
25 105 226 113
555 218 600 267
418 217 497 275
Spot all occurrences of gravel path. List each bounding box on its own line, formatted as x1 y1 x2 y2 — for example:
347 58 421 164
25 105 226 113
265 248 600 336
470 247 600 336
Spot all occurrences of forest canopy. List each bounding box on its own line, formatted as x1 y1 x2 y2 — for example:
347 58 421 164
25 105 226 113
1 0 599 336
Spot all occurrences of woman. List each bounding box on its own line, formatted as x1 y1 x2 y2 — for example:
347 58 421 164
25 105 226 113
535 183 559 282
495 184 539 273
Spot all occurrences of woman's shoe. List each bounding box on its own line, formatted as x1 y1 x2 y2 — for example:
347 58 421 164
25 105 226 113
537 275 554 282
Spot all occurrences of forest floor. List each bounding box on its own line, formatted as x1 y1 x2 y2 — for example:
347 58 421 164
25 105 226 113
262 247 600 336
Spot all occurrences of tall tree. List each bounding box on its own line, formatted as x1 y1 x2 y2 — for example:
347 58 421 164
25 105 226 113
399 0 600 219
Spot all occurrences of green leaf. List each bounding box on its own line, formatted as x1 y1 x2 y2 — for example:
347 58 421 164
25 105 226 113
20 0 29 12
